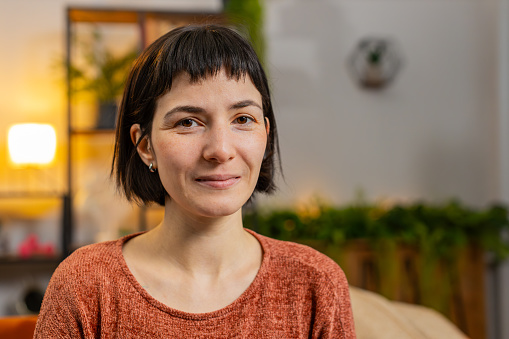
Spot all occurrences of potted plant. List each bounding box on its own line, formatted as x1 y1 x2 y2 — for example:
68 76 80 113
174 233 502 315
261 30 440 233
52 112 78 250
69 29 138 129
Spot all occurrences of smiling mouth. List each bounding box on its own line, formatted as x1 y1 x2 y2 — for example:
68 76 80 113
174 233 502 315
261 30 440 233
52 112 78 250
195 176 241 189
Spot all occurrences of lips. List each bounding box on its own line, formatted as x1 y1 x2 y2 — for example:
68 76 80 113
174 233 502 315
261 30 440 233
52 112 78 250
195 175 241 189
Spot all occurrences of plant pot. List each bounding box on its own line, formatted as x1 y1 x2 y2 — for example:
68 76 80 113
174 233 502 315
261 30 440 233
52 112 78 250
96 102 117 129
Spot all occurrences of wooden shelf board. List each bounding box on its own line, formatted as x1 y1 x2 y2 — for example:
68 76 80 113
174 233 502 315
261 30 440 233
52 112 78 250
69 8 139 23
68 8 224 24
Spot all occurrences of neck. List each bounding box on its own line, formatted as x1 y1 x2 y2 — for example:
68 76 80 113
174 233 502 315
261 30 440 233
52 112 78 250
147 201 253 277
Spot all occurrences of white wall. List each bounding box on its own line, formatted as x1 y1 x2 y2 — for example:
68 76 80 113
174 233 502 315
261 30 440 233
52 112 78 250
262 0 500 209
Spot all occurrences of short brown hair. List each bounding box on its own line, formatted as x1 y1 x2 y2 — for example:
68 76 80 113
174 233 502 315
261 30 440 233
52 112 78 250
112 25 280 206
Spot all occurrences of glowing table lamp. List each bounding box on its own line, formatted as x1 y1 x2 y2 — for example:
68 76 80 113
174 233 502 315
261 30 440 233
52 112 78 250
8 124 57 166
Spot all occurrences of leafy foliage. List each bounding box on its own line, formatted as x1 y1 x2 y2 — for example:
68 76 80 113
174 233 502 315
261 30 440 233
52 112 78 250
244 199 509 261
69 29 138 104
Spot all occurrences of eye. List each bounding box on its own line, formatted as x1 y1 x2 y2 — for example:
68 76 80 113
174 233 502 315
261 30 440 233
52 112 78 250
177 119 198 128
234 116 254 125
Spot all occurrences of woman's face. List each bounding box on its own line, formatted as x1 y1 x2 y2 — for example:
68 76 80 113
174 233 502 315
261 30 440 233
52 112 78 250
146 69 268 218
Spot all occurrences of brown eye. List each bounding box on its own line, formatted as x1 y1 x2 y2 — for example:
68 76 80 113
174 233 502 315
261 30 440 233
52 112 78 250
178 119 196 128
235 116 252 124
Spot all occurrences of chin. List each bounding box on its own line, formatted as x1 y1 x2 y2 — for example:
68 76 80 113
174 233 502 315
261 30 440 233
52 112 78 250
196 204 244 219
191 196 249 219
165 181 256 219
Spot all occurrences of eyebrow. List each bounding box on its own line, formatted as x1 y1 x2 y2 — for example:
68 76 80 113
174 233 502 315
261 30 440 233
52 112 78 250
163 100 262 120
164 105 205 118
229 100 262 110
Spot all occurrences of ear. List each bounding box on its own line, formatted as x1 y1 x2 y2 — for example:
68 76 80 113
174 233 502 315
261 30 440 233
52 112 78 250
265 117 270 136
130 124 156 167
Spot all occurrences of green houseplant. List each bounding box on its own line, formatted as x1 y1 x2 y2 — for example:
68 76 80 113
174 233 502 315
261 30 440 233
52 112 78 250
69 29 138 129
244 199 509 261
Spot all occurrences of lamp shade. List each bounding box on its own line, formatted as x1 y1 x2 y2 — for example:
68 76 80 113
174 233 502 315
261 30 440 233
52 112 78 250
8 124 57 165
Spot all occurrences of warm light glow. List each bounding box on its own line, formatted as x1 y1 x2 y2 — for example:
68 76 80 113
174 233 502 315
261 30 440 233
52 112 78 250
8 124 57 165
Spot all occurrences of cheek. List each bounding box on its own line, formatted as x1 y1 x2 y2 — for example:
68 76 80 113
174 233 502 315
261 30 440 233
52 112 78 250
153 137 197 170
243 132 268 166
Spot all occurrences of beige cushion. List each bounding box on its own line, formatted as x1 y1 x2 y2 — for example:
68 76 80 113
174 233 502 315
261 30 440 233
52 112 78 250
350 286 468 339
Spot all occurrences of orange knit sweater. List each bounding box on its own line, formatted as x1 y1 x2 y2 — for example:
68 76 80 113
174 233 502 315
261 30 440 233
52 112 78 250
34 230 355 338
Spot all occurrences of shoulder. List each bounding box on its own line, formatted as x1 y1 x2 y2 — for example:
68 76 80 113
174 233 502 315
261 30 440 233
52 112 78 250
257 232 340 272
61 239 119 270
253 231 348 290
51 237 125 288
36 237 131 338
248 232 355 337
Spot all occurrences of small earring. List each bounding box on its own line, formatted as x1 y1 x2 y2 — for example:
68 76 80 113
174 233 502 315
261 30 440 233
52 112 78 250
148 163 156 173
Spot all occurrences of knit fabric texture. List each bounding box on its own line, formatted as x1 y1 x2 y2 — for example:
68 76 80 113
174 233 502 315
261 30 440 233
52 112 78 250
34 229 356 338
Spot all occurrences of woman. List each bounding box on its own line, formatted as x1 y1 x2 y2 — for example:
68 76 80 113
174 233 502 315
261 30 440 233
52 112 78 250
35 25 355 338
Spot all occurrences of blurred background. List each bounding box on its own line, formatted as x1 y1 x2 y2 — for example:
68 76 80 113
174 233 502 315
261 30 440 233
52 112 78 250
0 0 508 338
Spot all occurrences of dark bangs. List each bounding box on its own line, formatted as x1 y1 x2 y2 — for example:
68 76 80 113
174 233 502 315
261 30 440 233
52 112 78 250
151 25 270 105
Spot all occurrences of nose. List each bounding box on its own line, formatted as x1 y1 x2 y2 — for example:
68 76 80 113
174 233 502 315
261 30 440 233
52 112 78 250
202 125 235 163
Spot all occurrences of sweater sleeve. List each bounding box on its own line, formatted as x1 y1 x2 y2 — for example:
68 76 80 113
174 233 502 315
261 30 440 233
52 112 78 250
312 264 356 339
33 264 86 339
